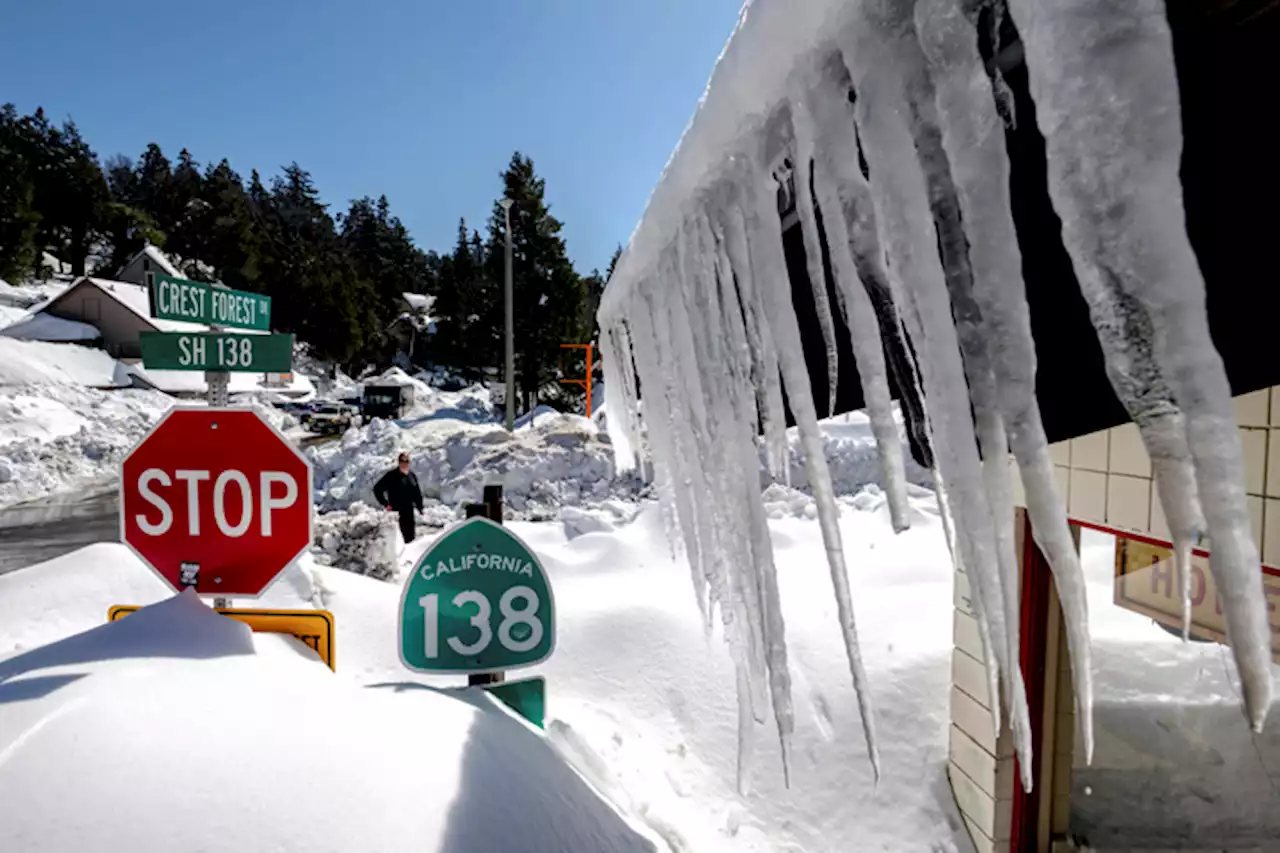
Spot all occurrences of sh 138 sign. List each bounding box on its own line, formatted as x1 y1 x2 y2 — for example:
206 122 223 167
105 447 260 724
398 517 555 674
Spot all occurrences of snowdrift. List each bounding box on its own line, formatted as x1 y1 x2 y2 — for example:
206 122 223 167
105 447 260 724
0 592 660 853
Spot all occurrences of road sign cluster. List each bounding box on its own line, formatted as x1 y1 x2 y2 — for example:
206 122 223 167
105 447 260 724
141 273 292 373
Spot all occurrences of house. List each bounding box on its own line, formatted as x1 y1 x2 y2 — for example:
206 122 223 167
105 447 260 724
2 277 205 359
115 245 182 286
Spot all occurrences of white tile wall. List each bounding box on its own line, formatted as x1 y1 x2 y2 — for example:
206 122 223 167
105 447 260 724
1268 429 1280 498
1106 473 1152 532
1023 386 1280 566
1265 499 1280 566
1070 430 1109 472
1235 388 1270 427
1049 441 1071 466
1241 427 1267 495
1108 422 1151 478
1069 468 1107 522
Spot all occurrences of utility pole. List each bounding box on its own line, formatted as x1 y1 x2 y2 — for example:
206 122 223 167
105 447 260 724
500 197 515 431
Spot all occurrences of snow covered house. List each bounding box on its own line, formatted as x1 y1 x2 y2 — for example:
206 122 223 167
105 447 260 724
3 277 202 359
114 244 182 286
597 1 1279 851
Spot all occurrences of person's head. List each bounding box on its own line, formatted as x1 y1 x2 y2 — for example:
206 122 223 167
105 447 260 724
397 452 410 472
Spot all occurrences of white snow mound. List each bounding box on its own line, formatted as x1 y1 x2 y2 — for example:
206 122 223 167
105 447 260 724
0 591 660 853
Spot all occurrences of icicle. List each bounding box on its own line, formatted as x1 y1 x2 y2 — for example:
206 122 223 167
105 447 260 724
672 212 773 729
692 204 792 741
716 183 790 484
913 0 1096 763
730 152 881 780
792 83 913 534
1005 0 1272 729
600 320 640 473
840 3 1032 783
785 128 840 416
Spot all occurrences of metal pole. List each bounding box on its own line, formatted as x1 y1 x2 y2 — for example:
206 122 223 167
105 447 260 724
500 198 515 431
207 289 230 606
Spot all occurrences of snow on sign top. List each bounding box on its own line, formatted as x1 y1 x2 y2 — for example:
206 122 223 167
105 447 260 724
597 0 1274 791
399 516 556 674
120 407 313 597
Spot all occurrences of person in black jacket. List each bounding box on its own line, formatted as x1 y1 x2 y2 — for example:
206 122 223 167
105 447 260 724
373 452 424 543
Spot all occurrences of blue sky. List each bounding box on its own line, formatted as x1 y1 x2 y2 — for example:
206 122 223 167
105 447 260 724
0 0 743 275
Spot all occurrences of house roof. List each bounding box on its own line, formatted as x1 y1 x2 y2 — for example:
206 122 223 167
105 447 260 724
81 278 206 333
119 244 182 279
402 292 434 313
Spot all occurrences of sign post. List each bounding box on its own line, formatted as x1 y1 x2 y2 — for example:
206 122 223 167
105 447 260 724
120 408 313 598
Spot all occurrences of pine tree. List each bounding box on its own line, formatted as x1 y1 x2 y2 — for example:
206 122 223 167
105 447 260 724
484 152 589 412
199 159 255 287
0 104 41 281
167 148 206 270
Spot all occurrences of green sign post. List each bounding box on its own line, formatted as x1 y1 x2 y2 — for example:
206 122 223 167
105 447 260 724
399 517 556 674
148 273 272 331
138 330 294 372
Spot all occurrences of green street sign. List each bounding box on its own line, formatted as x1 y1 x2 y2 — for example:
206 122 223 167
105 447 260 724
149 273 271 331
478 676 546 729
399 517 556 674
138 331 294 372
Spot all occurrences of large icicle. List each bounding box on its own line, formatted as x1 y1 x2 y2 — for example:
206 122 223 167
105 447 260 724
785 132 841 416
896 43 1025 726
792 82 913 534
729 152 882 779
841 1 1033 783
690 204 797 779
716 184 791 484
673 213 773 731
1005 0 1273 728
912 0 1095 762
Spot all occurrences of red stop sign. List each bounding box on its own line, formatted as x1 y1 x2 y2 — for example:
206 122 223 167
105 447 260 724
120 408 313 597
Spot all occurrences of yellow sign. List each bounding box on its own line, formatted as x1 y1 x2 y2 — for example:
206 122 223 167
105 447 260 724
1114 537 1280 663
108 605 336 671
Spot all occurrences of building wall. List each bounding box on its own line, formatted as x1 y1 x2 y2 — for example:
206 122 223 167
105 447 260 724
46 280 151 359
1010 387 1280 563
954 387 1276 852
949 550 1016 851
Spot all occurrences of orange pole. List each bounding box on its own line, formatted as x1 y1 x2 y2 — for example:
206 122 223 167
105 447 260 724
559 343 594 417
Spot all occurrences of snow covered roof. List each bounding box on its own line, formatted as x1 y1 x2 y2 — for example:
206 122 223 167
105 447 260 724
0 338 138 388
0 312 101 343
116 244 182 280
402 291 434 313
81 277 207 333
600 0 840 315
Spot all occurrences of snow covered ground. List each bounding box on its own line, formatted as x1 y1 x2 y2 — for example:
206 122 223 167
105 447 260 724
1 490 970 852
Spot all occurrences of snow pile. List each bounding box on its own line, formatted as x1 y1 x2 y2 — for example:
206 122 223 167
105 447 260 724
309 412 634 518
0 338 135 387
312 501 456 580
0 591 660 853
0 384 173 507
597 0 1273 787
0 492 972 851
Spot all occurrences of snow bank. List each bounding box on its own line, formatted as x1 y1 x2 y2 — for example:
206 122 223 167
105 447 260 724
0 591 660 853
309 412 633 518
0 312 100 342
0 493 970 852
0 339 133 387
0 384 173 507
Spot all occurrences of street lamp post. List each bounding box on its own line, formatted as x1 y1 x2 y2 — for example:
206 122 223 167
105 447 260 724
499 198 515 431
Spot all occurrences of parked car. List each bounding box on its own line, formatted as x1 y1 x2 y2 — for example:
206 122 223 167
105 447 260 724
302 403 357 435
